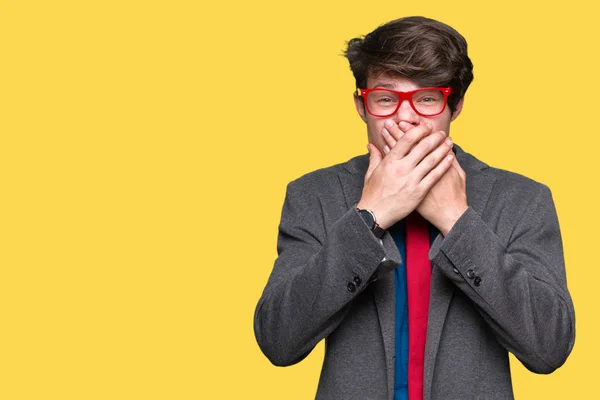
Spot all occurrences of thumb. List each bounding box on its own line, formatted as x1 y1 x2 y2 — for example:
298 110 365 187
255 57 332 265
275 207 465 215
365 143 383 182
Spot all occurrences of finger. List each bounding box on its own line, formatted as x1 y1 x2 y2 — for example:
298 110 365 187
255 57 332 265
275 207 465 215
412 135 454 181
384 120 404 141
403 130 449 169
398 120 419 134
365 143 383 182
419 151 455 190
388 120 433 159
382 126 397 150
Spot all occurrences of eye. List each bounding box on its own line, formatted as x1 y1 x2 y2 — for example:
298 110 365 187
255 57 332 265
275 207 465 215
416 96 437 103
414 90 443 104
370 92 398 104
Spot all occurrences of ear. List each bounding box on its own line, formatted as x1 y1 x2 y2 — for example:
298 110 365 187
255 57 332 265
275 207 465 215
450 97 464 122
354 92 367 123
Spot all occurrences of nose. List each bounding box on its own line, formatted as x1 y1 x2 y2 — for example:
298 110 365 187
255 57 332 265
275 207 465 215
393 99 420 127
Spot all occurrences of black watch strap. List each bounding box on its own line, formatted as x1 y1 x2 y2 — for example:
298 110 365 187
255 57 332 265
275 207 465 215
356 208 386 239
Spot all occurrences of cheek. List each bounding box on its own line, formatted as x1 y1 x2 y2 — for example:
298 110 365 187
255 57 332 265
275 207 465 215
368 120 381 132
429 114 452 133
367 120 385 141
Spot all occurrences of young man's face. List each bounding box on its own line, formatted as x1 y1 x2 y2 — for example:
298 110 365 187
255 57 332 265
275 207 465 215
354 72 463 154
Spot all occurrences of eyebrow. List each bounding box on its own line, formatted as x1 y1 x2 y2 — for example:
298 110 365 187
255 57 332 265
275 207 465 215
371 83 396 89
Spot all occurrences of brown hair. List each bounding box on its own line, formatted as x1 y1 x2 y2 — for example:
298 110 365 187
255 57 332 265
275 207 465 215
344 16 474 114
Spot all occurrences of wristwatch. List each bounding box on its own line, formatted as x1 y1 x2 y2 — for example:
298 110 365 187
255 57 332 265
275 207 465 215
356 208 386 239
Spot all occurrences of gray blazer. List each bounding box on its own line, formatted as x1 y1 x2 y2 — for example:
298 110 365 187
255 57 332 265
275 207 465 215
254 145 575 400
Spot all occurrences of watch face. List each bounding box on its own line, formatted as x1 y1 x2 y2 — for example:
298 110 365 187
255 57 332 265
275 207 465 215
358 209 375 229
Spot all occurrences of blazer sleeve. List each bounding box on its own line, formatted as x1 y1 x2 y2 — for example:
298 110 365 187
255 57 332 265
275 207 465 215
254 178 398 366
429 183 575 374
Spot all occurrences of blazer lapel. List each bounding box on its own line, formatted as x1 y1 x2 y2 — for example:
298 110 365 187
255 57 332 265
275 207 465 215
423 144 496 400
339 155 400 399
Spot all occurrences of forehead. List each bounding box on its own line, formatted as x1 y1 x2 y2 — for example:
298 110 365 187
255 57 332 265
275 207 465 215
366 72 421 91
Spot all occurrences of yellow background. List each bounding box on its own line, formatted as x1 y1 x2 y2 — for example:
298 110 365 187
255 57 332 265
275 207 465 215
1 0 597 398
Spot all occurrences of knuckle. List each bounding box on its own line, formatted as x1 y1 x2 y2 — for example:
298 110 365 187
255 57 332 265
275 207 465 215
436 146 450 160
382 156 393 168
405 130 423 145
428 170 441 183
389 125 401 139
423 156 435 170
427 135 440 149
431 132 445 146
411 185 424 198
395 162 408 177
418 135 437 153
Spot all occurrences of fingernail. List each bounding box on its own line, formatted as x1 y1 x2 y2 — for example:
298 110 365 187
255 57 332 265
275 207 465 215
382 128 390 136
426 122 432 129
385 119 395 128
447 154 454 161
445 137 453 146
384 145 390 153
398 121 408 130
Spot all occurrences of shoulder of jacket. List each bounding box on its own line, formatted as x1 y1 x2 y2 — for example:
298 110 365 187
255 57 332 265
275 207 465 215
286 154 365 192
484 165 549 194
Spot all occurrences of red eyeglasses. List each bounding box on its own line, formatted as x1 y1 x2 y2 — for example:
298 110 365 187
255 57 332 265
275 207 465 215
357 87 453 117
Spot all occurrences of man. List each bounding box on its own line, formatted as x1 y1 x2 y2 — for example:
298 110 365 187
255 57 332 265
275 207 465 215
254 16 575 400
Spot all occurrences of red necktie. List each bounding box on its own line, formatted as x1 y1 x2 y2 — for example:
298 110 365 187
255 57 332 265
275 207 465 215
406 212 431 400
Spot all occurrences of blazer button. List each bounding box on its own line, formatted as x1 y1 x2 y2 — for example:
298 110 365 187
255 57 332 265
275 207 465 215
473 276 482 286
353 276 362 286
466 269 475 279
347 282 356 292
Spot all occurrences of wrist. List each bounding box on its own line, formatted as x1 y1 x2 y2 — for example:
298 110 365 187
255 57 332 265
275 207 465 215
357 198 393 230
438 204 468 236
356 207 386 238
